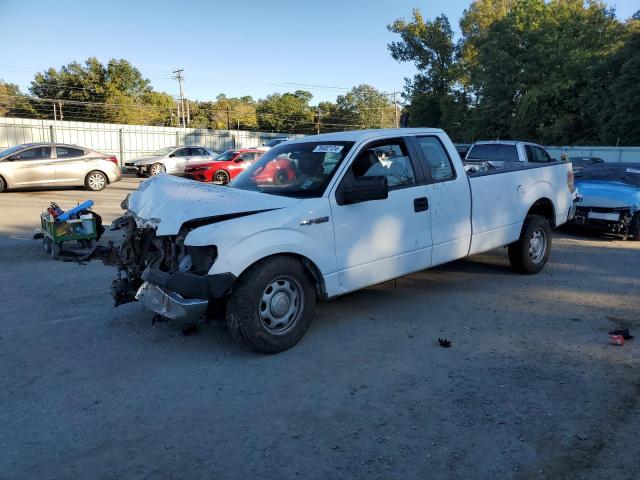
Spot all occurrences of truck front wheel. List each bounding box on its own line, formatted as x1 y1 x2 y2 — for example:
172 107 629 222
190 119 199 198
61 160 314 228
508 215 551 274
226 256 316 353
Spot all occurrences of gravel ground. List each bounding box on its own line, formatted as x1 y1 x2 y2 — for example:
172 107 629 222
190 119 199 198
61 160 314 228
1 177 639 479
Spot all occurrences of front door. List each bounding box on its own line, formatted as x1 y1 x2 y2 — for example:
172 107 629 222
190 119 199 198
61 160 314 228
7 146 55 186
329 138 432 294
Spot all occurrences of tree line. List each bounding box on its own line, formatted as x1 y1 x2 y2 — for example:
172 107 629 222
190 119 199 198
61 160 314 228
388 0 640 145
0 58 398 134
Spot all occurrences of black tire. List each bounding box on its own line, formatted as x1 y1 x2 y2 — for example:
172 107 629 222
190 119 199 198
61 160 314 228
629 213 640 241
149 163 165 176
42 237 52 254
214 170 230 184
508 215 552 274
226 256 316 354
0 176 6 192
85 170 108 191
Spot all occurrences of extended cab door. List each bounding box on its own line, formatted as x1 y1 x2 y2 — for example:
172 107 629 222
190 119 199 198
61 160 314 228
410 135 472 267
5 146 55 186
329 138 432 294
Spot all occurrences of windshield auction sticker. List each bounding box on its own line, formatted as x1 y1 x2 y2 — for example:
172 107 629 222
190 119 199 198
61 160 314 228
313 145 344 153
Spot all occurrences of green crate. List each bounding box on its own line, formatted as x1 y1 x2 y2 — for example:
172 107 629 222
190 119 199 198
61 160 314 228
40 213 98 243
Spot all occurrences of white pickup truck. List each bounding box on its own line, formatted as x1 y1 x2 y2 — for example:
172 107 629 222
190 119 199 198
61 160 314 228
109 128 575 353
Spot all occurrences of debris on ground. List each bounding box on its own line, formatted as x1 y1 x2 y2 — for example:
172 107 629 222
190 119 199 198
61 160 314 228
438 338 452 348
608 328 633 340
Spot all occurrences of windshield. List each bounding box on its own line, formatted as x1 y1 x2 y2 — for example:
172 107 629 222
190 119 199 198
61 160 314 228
0 145 28 159
467 144 520 162
230 141 355 198
215 150 238 161
152 147 175 156
265 138 286 147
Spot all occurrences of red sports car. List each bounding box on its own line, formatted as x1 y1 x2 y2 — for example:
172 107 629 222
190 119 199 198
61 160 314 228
185 149 297 185
184 149 263 183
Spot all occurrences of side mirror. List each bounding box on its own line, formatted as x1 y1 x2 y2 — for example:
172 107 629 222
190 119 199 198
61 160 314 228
169 153 176 158
336 175 388 206
235 158 244 163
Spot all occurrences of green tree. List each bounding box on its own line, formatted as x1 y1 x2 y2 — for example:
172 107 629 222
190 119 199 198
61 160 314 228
334 84 396 129
387 10 465 135
0 81 37 117
256 90 314 133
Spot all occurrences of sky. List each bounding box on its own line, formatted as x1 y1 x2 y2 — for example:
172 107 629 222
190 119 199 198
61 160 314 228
0 0 638 104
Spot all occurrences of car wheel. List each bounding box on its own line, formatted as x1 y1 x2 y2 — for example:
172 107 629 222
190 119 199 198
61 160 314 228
0 176 6 192
508 215 551 274
42 237 52 254
629 213 640 241
85 170 107 191
214 170 230 184
274 169 288 185
226 256 317 354
149 163 166 176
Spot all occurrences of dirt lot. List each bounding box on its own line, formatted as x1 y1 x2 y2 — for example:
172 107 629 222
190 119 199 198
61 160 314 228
1 177 638 479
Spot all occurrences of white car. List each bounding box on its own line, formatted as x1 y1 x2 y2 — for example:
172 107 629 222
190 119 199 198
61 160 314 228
253 137 292 152
108 128 575 353
124 146 217 177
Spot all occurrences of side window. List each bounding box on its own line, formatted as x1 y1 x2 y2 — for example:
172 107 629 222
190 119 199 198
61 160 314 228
416 137 455 182
56 146 84 158
193 148 207 156
350 140 416 188
175 148 191 157
526 146 552 163
241 153 255 162
11 147 52 161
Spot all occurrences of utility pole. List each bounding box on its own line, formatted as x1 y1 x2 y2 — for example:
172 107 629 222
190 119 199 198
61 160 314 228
316 107 321 134
53 101 57 121
172 68 186 128
58 100 63 121
392 91 399 128
226 106 230 130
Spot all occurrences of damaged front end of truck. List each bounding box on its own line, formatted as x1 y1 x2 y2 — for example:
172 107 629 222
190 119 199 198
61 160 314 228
104 208 233 322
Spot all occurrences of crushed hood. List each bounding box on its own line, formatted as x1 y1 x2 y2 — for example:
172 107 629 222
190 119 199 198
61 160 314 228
576 180 640 212
127 174 300 235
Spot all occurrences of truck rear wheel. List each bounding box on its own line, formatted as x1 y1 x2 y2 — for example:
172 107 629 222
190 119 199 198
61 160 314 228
226 256 316 353
508 215 551 274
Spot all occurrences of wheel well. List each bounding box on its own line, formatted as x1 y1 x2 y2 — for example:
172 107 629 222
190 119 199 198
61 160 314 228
0 174 7 189
242 253 327 300
527 198 555 227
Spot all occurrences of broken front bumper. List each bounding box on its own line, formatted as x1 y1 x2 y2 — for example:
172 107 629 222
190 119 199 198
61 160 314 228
135 282 208 321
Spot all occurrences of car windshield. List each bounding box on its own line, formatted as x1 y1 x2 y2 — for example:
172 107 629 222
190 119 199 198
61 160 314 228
467 144 520 162
265 139 286 147
152 147 175 156
0 144 29 159
215 150 238 161
230 141 355 198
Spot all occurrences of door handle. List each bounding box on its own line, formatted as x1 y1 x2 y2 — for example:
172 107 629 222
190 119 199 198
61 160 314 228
413 197 429 212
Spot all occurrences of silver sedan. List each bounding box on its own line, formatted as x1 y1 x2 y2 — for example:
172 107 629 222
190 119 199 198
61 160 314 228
0 143 122 192
124 146 218 177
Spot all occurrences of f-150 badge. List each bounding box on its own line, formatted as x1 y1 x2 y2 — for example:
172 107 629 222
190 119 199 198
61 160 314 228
300 216 329 226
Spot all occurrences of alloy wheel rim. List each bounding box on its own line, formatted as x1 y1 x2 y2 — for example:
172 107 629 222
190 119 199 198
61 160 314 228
529 228 547 263
89 173 105 190
215 171 229 183
258 276 304 335
151 164 164 175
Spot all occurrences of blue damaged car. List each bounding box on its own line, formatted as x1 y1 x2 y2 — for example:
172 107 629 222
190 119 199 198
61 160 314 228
572 163 640 239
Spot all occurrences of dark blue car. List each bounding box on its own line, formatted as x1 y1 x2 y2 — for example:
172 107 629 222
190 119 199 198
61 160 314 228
572 163 640 239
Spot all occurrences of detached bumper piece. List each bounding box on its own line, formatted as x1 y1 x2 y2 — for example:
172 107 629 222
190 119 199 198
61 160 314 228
141 257 235 299
135 282 208 321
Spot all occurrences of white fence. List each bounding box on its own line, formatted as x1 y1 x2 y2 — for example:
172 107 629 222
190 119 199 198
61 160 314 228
0 117 304 164
546 146 640 163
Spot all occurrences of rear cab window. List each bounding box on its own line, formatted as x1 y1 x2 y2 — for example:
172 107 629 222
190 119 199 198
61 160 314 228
467 144 519 162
